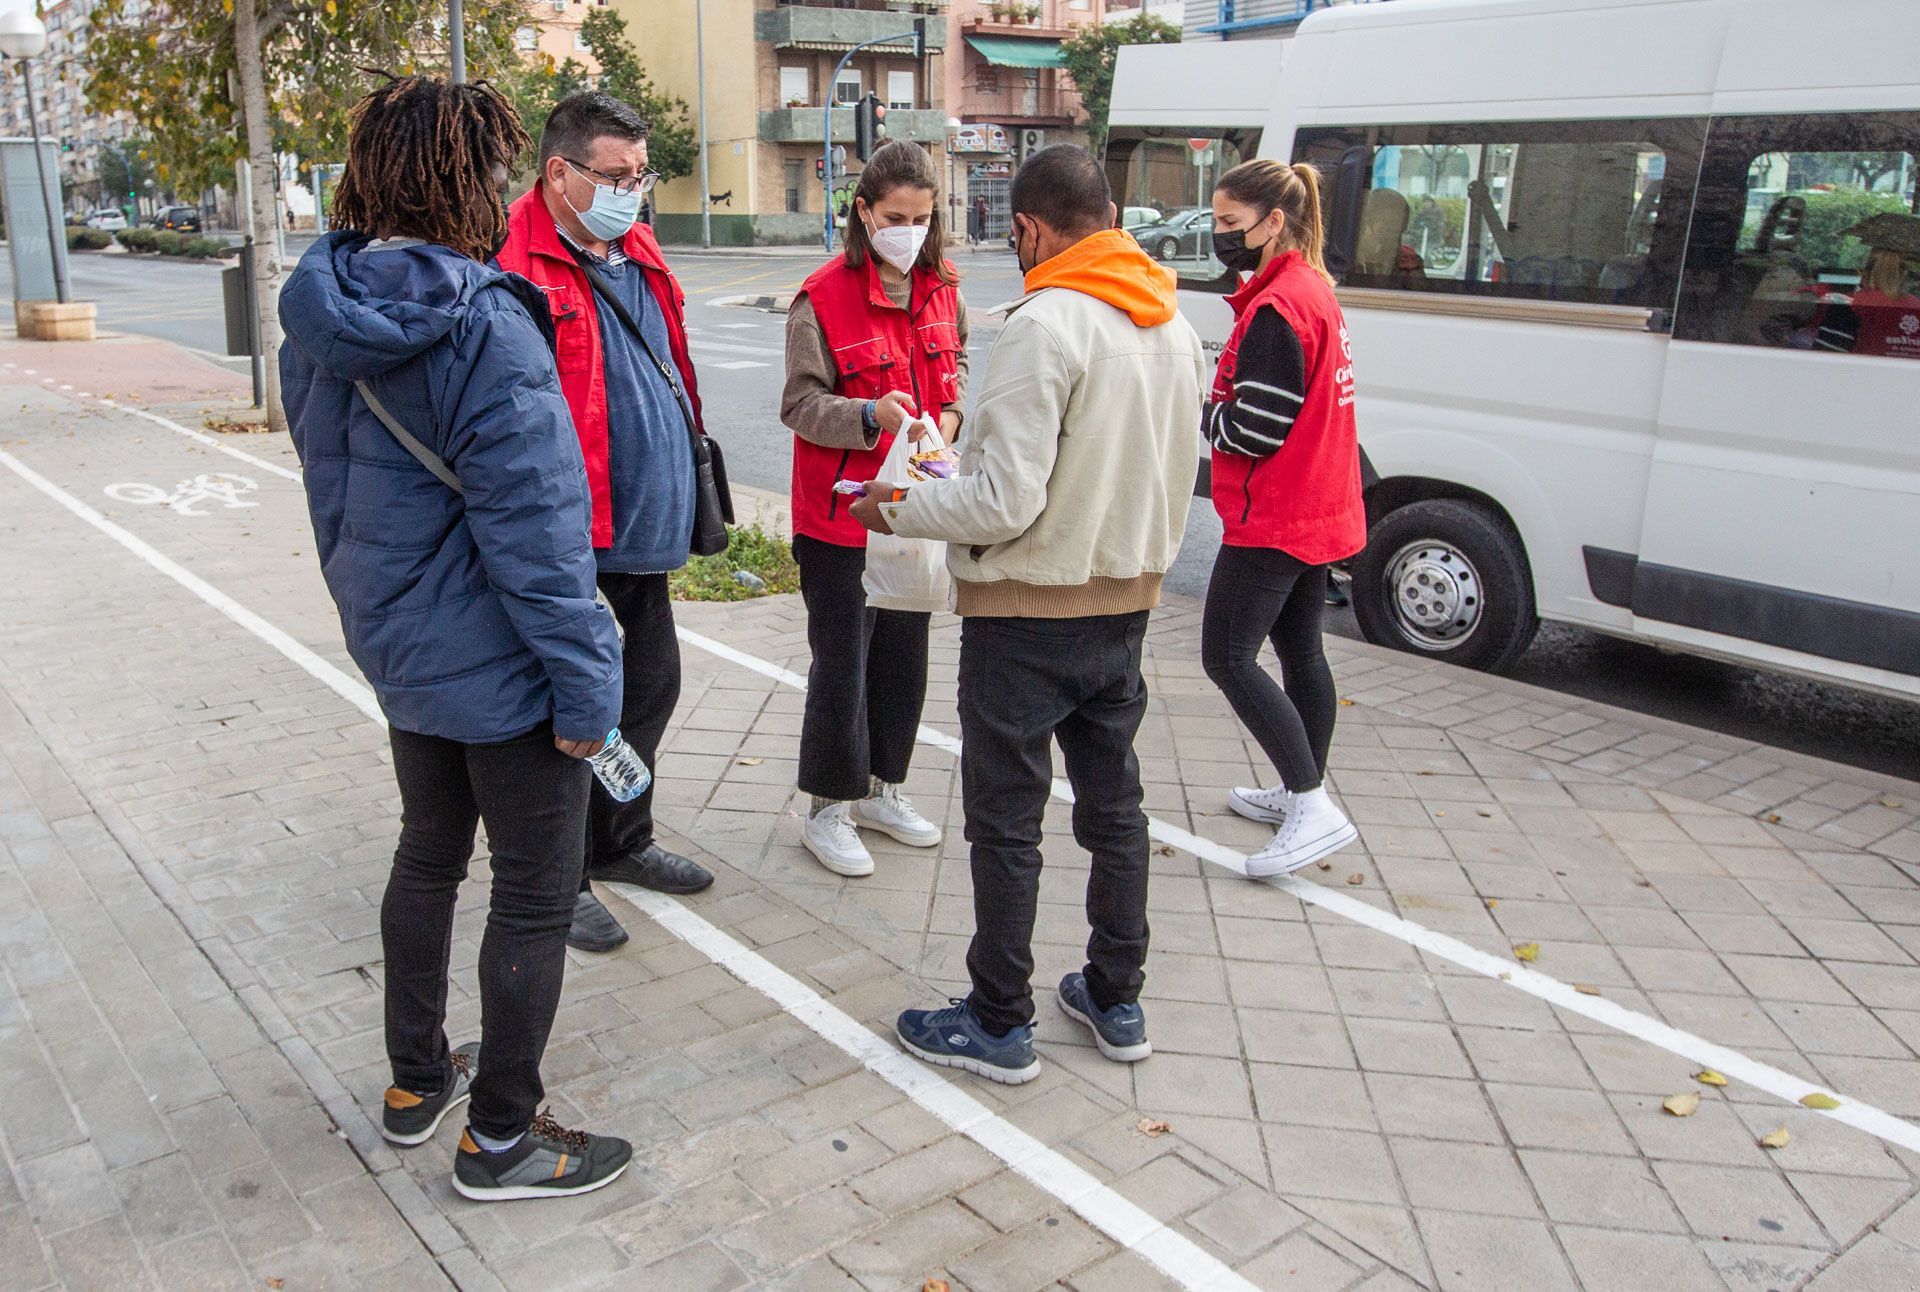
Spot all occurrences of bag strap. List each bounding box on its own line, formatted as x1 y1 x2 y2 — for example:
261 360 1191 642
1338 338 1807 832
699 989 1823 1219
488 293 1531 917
355 380 464 496
561 242 706 458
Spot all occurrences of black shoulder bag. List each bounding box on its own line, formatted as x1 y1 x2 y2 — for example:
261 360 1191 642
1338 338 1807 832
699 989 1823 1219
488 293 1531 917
564 245 734 556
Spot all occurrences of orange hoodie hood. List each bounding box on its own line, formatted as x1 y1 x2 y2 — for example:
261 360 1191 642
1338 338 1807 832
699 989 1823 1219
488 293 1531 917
1022 228 1179 328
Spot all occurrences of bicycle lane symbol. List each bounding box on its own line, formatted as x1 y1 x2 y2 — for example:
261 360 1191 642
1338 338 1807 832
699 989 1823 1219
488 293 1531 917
104 473 260 517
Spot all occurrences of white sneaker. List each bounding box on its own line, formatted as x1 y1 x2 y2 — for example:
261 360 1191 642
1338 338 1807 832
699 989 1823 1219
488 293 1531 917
803 803 874 877
1245 788 1358 878
852 783 943 848
1228 784 1293 825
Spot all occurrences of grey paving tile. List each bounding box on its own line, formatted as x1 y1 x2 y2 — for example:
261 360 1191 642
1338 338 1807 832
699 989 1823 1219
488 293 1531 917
1236 1230 1366 1289
1262 1125 1401 1205
1653 1160 1830 1248
1391 1140 1539 1219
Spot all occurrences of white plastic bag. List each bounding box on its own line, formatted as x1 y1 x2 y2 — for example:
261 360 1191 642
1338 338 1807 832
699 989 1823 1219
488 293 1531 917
862 415 953 614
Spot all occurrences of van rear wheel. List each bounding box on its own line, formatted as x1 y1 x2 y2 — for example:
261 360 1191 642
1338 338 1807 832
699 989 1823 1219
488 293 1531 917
1351 498 1538 673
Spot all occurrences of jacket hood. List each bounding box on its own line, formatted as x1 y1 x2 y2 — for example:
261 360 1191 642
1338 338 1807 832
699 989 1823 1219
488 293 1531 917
279 231 513 380
1021 228 1179 328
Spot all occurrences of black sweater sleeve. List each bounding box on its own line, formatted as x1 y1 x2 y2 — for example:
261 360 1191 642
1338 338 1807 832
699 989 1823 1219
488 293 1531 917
1204 307 1307 458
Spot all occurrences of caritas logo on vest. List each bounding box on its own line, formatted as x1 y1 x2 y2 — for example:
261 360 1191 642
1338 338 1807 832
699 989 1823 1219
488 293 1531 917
1335 324 1357 408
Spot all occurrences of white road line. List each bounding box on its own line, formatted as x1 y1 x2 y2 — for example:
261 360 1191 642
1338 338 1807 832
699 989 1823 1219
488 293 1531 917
691 339 787 359
93 399 303 483
707 361 767 371
0 450 379 726
0 455 1259 1292
671 627 1920 1157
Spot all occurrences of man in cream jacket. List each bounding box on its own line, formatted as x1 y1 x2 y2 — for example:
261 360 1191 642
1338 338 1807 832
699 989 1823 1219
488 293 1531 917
851 145 1204 1083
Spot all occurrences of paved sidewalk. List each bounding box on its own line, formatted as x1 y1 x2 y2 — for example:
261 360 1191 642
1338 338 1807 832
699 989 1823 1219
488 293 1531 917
1 353 1918 1291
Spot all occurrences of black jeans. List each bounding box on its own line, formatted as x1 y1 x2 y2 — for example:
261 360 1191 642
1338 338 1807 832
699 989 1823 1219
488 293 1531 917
383 724 589 1139
584 571 680 887
960 613 1152 1035
794 534 930 802
1200 543 1337 792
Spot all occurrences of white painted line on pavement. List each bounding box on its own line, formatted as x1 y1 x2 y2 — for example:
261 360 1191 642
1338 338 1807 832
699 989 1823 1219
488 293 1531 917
671 627 1920 1157
93 398 304 483
620 884 1262 1292
0 456 1256 1292
0 450 379 727
707 361 767 371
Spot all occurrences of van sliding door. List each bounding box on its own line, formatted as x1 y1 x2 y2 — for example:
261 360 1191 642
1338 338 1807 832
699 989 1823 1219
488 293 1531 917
1631 111 1920 693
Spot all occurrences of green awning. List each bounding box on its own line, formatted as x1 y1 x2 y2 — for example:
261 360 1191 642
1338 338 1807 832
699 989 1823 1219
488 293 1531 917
965 34 1067 69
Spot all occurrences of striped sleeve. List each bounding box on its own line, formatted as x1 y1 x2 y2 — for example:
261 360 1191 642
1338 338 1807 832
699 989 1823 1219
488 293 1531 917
1204 308 1307 458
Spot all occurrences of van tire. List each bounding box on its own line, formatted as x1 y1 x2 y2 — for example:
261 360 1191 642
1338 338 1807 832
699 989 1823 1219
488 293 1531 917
1351 498 1538 673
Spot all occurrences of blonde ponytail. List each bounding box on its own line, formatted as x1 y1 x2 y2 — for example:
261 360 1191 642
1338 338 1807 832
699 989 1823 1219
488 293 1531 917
1215 158 1334 284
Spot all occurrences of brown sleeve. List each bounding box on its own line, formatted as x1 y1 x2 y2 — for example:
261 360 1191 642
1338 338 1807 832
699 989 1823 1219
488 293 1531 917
781 296 880 451
947 291 971 429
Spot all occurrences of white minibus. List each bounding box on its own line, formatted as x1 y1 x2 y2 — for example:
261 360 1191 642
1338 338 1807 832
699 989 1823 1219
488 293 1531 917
1110 0 1920 701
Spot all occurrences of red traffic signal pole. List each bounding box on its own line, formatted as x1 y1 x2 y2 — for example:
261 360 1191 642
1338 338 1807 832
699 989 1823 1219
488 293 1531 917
822 19 926 253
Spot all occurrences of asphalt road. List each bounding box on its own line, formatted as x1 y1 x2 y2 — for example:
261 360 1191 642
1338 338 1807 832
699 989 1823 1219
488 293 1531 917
13 245 1918 780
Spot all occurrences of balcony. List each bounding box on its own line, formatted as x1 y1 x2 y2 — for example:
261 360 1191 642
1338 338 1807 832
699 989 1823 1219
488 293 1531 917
759 105 952 146
758 5 949 53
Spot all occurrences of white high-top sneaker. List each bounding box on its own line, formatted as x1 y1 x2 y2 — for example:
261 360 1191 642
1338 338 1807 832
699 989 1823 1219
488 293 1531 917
1228 784 1293 825
1245 788 1358 877
803 803 874 877
852 783 943 848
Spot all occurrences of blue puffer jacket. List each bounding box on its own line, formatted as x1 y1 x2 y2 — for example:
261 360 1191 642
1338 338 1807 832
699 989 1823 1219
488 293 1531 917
280 232 622 744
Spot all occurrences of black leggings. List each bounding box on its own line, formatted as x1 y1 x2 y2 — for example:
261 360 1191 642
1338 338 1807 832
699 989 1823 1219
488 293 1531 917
793 534 931 802
1200 544 1338 792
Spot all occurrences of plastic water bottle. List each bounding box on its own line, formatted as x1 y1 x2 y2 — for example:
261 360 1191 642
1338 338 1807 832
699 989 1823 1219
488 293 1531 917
733 569 767 593
587 728 652 802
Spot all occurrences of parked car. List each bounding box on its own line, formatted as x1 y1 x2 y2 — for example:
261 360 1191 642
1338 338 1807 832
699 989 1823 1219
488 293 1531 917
84 208 128 231
152 205 203 233
1120 206 1161 232
1129 206 1214 262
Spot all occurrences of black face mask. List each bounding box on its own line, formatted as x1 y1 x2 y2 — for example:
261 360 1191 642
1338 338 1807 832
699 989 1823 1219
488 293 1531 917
1213 216 1273 274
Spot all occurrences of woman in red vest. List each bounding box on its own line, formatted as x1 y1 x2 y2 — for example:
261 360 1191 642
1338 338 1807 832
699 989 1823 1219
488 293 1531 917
1200 159 1365 878
782 141 969 878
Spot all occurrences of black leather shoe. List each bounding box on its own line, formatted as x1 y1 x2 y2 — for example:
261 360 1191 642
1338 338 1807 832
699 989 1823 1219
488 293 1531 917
588 842 714 895
566 890 629 953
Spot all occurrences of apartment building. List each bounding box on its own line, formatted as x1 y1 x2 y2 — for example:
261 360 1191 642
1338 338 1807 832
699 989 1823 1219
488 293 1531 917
1183 0 1376 41
514 0 604 80
604 0 951 246
943 0 1141 239
0 0 139 216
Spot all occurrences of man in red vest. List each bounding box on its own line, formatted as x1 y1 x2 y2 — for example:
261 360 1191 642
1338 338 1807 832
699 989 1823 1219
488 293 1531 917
495 92 715 952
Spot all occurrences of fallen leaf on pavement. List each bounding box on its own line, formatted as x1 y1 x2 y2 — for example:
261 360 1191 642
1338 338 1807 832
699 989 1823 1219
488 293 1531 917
1694 1069 1729 1087
923 1280 950 1292
1499 971 1512 981
1799 1093 1842 1110
1316 859 1332 870
1663 1092 1701 1117
1477 810 1492 818
1759 1128 1791 1149
1764 813 1782 824
1573 983 1601 996
1346 873 1365 885
1155 845 1175 856
1417 770 1435 776
1880 798 1903 809
737 757 764 766
1513 942 1540 962
267 1281 285 1290
1485 898 1498 909
1435 810 1447 817
1136 1118 1171 1138
1338 698 1355 706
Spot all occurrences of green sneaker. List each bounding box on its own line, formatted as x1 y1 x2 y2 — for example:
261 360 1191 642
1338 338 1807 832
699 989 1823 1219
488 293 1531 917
382 1042 479 1146
453 1111 632 1202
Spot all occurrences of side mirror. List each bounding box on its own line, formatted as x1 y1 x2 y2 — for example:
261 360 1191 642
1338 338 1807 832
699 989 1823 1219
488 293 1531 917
1322 145 1370 283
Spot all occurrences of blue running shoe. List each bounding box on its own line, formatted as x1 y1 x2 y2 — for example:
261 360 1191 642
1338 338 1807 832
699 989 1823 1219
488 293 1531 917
1056 973 1152 1062
895 999 1041 1084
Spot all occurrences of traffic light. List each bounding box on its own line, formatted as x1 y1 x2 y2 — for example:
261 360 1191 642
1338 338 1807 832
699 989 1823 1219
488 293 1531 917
854 93 888 162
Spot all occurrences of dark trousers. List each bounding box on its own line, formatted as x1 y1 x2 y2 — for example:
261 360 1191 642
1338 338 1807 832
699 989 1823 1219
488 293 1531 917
583 571 680 889
383 724 588 1139
959 612 1152 1035
794 534 930 802
1200 544 1337 792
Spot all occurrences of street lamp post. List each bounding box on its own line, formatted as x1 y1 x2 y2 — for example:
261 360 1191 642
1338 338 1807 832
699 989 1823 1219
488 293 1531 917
944 115 961 242
695 0 709 249
0 10 71 305
447 0 466 82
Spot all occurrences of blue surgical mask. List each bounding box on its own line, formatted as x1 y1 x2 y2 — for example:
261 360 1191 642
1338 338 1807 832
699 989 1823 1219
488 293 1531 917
565 164 642 243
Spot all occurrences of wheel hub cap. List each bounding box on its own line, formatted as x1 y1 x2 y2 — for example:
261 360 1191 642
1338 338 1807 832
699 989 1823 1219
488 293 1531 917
1385 541 1483 649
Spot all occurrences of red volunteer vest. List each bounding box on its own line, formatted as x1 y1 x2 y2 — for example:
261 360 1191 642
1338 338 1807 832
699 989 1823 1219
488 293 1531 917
1210 251 1367 565
1849 289 1920 359
494 191 704 548
791 254 963 546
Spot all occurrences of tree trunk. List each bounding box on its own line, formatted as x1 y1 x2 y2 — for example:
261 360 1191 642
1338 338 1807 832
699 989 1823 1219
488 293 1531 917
231 0 287 434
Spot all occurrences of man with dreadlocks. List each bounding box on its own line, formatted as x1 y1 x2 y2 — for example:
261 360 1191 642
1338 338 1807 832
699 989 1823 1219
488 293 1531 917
495 91 717 956
279 74 634 1202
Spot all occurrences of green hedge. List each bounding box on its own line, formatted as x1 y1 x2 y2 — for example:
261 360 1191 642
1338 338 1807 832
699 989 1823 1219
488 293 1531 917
115 226 158 252
66 227 115 250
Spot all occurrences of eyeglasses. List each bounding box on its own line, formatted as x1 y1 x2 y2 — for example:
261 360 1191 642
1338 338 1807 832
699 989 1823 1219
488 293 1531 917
564 158 659 197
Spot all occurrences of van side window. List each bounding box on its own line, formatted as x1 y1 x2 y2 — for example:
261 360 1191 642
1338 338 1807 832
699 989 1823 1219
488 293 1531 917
1674 112 1920 359
1294 119 1705 309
